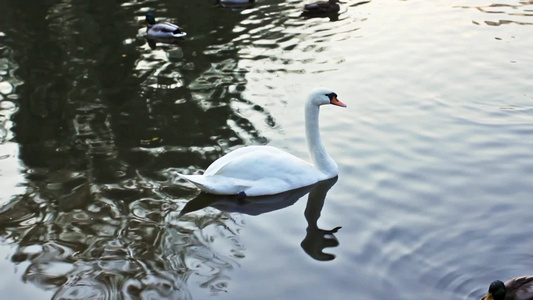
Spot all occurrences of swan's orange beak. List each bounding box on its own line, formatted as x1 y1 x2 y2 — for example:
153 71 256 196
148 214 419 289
331 96 347 108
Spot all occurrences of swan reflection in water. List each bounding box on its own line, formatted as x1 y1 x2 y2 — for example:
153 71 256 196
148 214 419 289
180 176 341 261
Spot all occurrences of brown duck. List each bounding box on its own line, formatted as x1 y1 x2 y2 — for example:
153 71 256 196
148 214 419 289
482 276 533 300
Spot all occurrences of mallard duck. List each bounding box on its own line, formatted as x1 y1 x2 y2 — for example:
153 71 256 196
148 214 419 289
303 0 341 14
145 13 186 39
482 276 533 300
177 88 346 196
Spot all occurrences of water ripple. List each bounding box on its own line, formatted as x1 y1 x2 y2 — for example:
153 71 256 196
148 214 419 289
458 1 533 26
0 0 532 299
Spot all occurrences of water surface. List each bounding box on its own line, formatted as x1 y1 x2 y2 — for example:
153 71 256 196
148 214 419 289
0 0 532 299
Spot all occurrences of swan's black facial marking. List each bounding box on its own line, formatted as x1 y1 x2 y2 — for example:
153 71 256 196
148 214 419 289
325 92 338 103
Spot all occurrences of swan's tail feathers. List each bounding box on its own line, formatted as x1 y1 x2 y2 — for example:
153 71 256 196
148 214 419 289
176 173 250 195
177 173 212 192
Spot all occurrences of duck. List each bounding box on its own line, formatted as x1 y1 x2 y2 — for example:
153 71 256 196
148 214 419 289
482 276 533 300
303 0 341 14
145 13 186 39
177 88 346 197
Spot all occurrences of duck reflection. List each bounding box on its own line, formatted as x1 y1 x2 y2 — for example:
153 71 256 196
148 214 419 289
301 11 340 22
180 176 341 261
146 36 186 50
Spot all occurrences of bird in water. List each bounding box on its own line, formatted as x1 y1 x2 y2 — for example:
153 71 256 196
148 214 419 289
177 88 346 197
303 0 341 14
145 13 186 39
481 276 533 300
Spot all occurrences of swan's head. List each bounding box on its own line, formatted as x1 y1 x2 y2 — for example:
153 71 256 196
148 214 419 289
308 88 347 108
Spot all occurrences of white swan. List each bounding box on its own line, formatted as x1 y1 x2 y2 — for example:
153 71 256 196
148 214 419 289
178 88 346 196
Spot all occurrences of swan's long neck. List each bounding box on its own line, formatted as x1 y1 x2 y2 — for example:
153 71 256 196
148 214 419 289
305 101 338 178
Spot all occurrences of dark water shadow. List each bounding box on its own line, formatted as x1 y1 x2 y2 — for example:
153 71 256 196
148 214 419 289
146 36 186 50
0 0 352 297
180 177 341 261
300 11 341 22
299 0 370 22
0 0 277 298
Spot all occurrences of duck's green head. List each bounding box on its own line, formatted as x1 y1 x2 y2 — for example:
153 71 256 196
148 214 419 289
482 280 506 300
145 13 156 25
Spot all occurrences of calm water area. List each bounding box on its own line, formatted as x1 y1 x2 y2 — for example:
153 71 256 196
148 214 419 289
0 0 532 299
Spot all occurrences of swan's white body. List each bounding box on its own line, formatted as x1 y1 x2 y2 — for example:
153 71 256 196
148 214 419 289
178 88 346 196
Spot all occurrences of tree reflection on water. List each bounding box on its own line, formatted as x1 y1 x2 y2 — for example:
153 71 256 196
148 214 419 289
0 0 275 298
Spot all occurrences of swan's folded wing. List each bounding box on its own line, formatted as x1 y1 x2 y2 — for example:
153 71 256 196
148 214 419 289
177 173 253 195
203 146 265 175
204 146 311 176
210 146 321 183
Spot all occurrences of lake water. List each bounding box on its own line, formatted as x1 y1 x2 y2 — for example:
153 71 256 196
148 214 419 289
0 0 532 299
